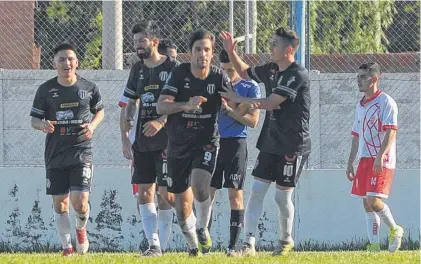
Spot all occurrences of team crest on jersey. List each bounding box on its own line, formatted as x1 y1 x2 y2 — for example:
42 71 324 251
159 71 169 82
78 90 87 99
207 84 215 94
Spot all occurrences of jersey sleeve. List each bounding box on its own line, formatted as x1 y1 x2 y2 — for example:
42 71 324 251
247 63 270 83
247 80 262 99
273 69 308 102
30 86 47 119
351 106 359 137
90 84 104 114
160 70 178 97
123 64 139 99
118 84 129 107
221 71 233 93
381 97 398 130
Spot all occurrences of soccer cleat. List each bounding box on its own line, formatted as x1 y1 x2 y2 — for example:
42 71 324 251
141 245 163 257
188 248 201 257
75 227 89 254
272 240 294 256
388 225 404 252
235 242 256 257
366 242 381 252
62 247 74 257
197 228 212 254
226 247 240 257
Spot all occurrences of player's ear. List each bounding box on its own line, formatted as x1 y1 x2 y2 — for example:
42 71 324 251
75 58 79 69
52 57 57 69
153 38 159 47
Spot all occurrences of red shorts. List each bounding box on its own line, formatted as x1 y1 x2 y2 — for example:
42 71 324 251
130 160 139 198
351 158 394 198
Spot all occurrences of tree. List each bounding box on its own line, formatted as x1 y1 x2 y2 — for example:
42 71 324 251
310 0 395 54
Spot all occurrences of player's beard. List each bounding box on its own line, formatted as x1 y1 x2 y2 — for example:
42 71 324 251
137 48 151 61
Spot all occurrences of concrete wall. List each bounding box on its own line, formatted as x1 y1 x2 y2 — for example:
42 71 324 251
0 167 418 250
0 70 419 168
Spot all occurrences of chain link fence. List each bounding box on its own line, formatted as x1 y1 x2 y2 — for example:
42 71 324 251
0 1 419 169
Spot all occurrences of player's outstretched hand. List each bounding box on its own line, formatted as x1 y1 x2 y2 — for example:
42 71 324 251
80 123 95 140
346 163 355 181
143 120 164 137
220 31 237 54
122 137 133 160
185 96 207 112
41 120 56 133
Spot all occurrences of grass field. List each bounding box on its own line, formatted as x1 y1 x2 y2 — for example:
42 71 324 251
0 251 419 264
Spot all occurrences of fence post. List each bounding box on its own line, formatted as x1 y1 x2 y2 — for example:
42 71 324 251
102 0 123 70
293 0 306 66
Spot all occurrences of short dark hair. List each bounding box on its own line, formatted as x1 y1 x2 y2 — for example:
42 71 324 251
158 39 177 54
54 43 77 56
188 28 215 51
359 62 381 76
131 21 160 39
275 28 299 52
219 50 230 63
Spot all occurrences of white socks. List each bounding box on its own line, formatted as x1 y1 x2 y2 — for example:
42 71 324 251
244 179 270 246
274 188 294 243
139 203 160 247
376 203 397 229
178 211 199 249
74 204 90 230
158 209 173 251
55 211 72 249
366 211 380 244
194 197 212 229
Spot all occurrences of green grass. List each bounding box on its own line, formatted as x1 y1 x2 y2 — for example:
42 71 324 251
0 251 419 264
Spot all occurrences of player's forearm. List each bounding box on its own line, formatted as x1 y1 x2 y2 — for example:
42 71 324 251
31 117 45 131
90 109 104 130
124 99 137 121
347 136 359 165
226 109 259 128
378 129 396 157
119 107 130 141
227 50 250 80
157 100 188 115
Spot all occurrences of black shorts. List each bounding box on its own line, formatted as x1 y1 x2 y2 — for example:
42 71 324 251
167 143 218 194
211 138 247 190
252 152 308 187
46 164 93 195
132 149 168 187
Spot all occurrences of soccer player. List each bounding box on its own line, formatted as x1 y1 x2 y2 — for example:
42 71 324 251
30 43 104 256
346 62 404 252
158 39 178 60
157 29 239 256
122 21 178 256
219 28 311 256
209 50 261 256
118 37 180 253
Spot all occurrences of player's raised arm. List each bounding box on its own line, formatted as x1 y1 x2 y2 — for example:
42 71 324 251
220 31 251 80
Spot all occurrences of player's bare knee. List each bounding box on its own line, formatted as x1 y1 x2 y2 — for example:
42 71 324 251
53 200 69 214
366 196 383 211
137 184 155 203
228 189 243 209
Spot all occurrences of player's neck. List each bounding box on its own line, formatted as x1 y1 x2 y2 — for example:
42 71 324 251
364 87 379 99
277 57 295 72
57 75 77 87
143 53 165 68
191 66 210 80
